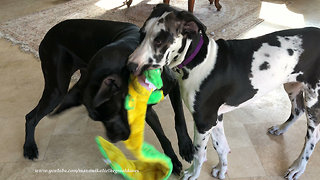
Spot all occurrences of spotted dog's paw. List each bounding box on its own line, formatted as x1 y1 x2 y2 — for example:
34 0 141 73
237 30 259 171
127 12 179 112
181 165 199 180
268 125 287 136
212 164 227 179
284 159 306 180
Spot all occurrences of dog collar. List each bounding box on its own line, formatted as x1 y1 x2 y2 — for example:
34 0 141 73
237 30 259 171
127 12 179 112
177 35 204 69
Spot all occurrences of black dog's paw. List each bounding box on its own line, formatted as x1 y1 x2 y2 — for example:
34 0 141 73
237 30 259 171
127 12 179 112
171 155 182 175
179 137 195 163
23 142 38 160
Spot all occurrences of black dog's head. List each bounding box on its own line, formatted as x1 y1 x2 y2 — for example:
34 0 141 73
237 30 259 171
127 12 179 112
84 71 130 143
127 4 207 75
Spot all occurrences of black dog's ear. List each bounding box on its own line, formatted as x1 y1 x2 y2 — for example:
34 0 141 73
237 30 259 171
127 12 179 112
93 74 122 108
176 11 207 34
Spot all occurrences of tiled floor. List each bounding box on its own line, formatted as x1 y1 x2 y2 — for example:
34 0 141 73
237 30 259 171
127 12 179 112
1 0 320 179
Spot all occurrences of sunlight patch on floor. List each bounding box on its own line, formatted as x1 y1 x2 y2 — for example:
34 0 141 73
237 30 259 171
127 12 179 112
95 0 127 10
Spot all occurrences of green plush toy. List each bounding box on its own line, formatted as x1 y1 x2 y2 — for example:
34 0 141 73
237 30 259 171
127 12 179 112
96 69 173 180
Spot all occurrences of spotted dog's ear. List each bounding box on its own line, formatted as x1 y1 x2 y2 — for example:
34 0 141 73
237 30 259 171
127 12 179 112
176 11 207 35
93 74 122 108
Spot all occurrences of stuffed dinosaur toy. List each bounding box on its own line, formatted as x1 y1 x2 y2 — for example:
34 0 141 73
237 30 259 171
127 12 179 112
96 69 173 180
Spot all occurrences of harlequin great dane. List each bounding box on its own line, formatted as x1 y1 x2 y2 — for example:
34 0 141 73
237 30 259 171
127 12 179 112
127 4 320 180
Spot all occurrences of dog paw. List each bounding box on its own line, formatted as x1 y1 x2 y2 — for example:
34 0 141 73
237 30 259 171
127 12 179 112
284 160 306 180
179 137 195 163
23 142 38 160
171 155 183 175
268 125 286 136
181 165 200 180
212 164 227 179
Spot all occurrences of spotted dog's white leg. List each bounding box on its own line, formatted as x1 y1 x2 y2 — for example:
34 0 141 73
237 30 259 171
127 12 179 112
211 116 230 179
269 83 304 135
183 125 212 180
285 83 320 180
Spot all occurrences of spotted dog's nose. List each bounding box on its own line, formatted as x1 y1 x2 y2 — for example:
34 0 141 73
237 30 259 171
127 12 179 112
127 62 138 74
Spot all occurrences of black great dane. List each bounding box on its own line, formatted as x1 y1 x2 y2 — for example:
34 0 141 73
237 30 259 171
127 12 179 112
23 19 194 175
127 4 320 180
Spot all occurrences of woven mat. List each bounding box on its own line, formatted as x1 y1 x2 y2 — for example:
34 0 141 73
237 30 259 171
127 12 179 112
0 0 263 58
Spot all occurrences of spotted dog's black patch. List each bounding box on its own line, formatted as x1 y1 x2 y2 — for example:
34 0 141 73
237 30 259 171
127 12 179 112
307 130 311 139
218 115 223 121
194 144 200 151
308 125 315 132
295 108 300 116
178 38 187 53
205 146 207 150
296 92 305 110
259 61 270 70
311 143 314 150
148 58 153 64
173 55 179 62
165 52 170 64
268 38 281 47
264 53 270 57
216 142 219 146
306 156 309 161
153 54 164 63
287 49 294 56
182 68 189 80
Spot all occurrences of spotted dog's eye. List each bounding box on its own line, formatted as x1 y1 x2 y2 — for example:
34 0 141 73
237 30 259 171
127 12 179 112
154 39 162 47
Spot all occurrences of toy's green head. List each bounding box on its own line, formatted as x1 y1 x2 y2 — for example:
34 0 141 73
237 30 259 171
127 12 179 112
143 69 163 90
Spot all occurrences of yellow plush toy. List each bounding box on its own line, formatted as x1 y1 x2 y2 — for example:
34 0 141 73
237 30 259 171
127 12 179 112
96 69 173 180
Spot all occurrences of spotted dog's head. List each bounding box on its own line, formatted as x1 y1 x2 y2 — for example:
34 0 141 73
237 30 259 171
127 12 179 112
127 4 207 75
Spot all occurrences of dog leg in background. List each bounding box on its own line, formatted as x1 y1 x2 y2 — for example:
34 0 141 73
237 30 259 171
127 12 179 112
269 82 304 135
211 115 230 179
169 82 194 163
145 106 182 175
209 0 222 11
183 125 212 180
285 83 320 180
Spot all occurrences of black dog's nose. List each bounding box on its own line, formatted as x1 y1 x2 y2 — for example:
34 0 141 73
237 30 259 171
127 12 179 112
127 62 138 73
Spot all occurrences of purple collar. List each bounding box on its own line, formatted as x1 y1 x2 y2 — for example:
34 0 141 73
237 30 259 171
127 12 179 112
177 35 204 69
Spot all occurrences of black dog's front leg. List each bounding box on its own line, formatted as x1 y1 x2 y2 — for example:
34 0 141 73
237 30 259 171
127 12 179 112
146 106 182 175
169 82 194 163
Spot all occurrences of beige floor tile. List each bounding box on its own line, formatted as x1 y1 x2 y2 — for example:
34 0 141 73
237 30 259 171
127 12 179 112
0 161 37 180
0 39 43 119
52 106 90 135
0 0 69 23
244 120 307 148
0 116 56 162
227 147 266 178
225 125 254 149
229 176 284 180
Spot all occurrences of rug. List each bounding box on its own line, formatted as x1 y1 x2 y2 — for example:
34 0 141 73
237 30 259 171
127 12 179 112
0 0 263 58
